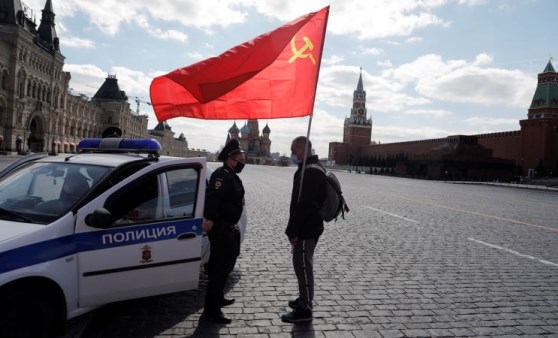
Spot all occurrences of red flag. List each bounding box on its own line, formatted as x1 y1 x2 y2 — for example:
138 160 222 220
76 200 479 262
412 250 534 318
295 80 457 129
150 6 329 121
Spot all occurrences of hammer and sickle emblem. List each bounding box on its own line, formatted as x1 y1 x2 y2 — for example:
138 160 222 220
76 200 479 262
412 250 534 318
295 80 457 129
289 35 316 65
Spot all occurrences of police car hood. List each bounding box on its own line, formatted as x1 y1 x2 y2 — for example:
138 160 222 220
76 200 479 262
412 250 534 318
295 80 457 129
0 221 43 243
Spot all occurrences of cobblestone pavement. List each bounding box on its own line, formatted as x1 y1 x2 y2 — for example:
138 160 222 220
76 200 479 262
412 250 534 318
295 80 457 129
60 164 558 337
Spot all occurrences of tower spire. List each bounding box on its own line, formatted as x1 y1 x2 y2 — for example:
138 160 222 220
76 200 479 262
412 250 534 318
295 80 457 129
528 59 558 118
357 67 364 92
543 56 555 73
37 0 59 52
348 68 369 125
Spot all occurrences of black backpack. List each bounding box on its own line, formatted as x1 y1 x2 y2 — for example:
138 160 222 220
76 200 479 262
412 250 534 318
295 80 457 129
306 164 350 222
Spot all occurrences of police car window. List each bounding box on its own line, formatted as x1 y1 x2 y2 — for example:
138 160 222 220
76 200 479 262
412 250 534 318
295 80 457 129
164 168 199 218
108 162 151 187
0 162 110 223
109 174 161 226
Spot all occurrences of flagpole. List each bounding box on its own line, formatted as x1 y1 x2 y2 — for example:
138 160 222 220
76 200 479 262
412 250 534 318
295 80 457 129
297 6 330 203
297 114 313 203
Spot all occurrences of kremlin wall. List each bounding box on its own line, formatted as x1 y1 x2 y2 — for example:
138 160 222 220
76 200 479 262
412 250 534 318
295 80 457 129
329 61 558 180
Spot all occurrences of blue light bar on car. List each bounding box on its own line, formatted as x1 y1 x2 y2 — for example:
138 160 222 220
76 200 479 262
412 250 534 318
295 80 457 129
77 138 161 156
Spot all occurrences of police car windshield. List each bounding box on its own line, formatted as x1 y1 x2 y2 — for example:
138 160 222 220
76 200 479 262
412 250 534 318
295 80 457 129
0 162 110 224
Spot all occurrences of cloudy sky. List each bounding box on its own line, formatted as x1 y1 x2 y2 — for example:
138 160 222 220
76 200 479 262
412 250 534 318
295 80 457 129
24 0 557 157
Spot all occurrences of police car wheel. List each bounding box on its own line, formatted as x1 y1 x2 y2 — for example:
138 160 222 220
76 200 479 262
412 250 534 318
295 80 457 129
0 290 57 338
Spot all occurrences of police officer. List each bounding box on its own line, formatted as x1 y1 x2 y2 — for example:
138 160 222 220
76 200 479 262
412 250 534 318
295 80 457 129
201 139 245 324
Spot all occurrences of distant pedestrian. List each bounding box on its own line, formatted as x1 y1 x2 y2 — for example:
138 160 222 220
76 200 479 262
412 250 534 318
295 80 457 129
282 136 326 323
201 139 245 324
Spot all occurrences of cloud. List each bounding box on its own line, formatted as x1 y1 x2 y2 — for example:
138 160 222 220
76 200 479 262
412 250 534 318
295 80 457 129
464 117 518 125
405 109 453 118
323 55 345 66
393 54 535 107
458 0 487 5
186 52 204 61
325 1 450 40
38 0 486 44
405 37 423 44
377 60 393 68
316 65 364 109
418 67 534 107
318 65 430 113
109 66 153 98
134 15 188 42
360 47 384 56
473 53 493 66
60 36 96 48
41 0 248 36
62 64 106 94
62 64 153 106
246 2 330 21
245 1 461 41
307 109 347 157
393 54 466 86
159 119 233 152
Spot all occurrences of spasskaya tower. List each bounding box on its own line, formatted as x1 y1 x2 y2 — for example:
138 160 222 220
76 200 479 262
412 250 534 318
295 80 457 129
344 67 372 144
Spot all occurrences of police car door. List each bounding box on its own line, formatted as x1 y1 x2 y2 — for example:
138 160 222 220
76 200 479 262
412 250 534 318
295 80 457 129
74 158 206 307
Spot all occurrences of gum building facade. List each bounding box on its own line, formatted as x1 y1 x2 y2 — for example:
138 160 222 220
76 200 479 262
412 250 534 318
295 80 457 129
0 0 204 157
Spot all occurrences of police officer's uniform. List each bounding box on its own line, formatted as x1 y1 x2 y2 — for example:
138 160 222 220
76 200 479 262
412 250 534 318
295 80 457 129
202 139 245 323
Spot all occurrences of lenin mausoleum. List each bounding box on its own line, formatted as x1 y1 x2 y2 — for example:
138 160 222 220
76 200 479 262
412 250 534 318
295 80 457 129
329 61 558 180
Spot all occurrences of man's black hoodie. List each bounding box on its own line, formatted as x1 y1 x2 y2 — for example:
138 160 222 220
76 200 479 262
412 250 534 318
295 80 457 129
285 155 326 239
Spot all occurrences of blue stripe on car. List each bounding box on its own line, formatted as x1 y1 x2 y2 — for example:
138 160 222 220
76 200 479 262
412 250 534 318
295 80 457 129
0 218 203 274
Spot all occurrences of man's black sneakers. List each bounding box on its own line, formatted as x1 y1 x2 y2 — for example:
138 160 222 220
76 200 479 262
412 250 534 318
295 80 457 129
219 298 235 307
288 299 298 309
281 307 313 323
200 311 232 324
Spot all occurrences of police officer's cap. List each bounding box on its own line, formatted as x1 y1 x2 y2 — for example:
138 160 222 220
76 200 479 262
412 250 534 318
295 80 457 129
218 139 244 161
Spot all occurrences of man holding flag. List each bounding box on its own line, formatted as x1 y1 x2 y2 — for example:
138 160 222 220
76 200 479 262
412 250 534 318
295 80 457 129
283 136 326 323
150 5 330 325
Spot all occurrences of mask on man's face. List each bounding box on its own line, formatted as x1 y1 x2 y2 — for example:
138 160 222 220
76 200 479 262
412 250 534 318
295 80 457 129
233 161 245 173
290 154 302 165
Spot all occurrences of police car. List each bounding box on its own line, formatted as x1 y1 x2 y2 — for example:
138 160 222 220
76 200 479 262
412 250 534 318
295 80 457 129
0 138 246 337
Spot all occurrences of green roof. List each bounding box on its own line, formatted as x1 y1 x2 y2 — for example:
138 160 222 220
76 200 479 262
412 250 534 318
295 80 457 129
543 60 556 73
529 61 558 109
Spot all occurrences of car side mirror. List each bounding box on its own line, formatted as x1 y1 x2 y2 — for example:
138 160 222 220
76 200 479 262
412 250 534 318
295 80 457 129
85 208 113 228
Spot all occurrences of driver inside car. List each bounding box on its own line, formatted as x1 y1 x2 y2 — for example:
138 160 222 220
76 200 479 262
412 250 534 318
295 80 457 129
34 172 91 214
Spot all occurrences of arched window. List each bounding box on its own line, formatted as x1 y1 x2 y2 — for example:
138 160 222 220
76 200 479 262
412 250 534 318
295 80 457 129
18 74 26 98
1 70 8 90
0 101 5 123
54 88 59 108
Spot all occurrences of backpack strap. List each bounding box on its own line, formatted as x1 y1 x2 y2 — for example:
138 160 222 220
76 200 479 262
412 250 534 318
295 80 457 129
305 163 326 174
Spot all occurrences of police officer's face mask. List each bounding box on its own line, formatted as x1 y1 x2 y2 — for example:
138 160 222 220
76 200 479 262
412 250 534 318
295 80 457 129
231 159 245 173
